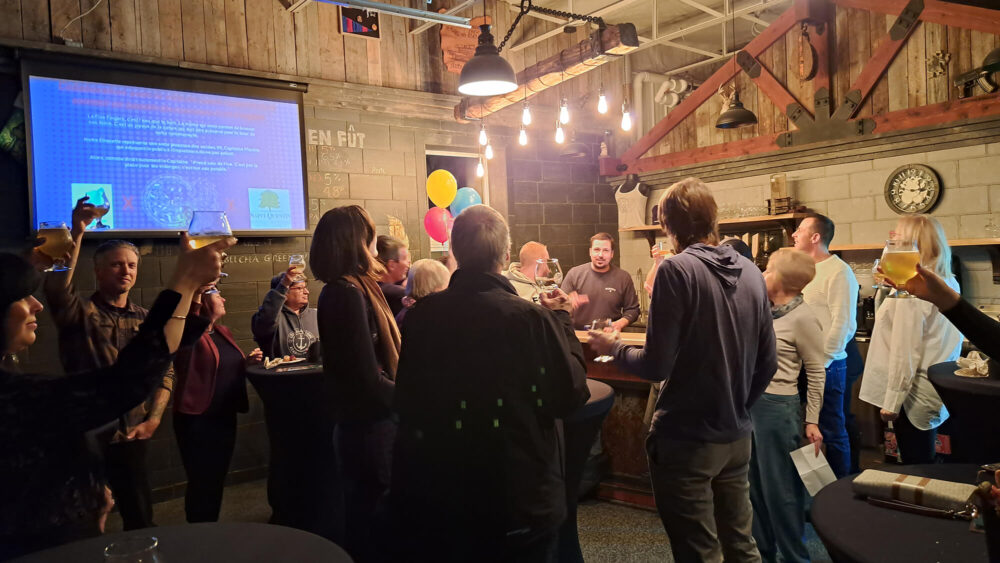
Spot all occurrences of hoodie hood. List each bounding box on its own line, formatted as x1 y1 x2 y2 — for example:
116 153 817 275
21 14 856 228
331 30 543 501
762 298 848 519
685 243 744 288
504 262 534 286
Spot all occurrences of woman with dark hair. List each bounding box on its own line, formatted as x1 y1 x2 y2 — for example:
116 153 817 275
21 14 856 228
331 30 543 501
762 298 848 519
0 237 231 560
310 205 401 563
173 284 262 523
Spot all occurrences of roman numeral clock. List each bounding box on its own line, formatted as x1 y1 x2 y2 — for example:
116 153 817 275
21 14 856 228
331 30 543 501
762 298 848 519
884 164 942 215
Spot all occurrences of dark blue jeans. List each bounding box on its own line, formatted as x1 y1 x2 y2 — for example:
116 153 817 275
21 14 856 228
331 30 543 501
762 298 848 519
749 393 809 563
820 359 851 478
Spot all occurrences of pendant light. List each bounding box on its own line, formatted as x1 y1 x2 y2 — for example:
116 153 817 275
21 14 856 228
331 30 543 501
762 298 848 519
518 124 528 146
597 86 608 114
476 157 485 177
521 100 532 125
715 2 757 129
620 98 632 131
458 24 517 96
559 97 570 124
478 122 488 146
484 143 494 160
555 121 565 144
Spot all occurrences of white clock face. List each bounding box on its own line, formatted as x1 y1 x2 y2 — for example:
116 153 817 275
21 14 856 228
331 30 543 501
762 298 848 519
885 165 940 214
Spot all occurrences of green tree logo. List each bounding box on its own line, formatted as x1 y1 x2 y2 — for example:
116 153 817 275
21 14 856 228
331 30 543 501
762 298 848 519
259 191 281 209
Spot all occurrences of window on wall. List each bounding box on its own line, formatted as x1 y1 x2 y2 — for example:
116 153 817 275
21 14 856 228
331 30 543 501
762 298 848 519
425 150 483 253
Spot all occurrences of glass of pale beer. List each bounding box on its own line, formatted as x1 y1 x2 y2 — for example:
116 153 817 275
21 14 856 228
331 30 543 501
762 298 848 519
881 239 920 298
37 221 74 272
188 211 232 277
289 254 306 281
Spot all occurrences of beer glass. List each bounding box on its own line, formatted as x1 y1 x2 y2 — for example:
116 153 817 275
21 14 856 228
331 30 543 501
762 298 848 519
104 536 161 562
86 187 111 230
289 254 306 281
872 258 888 289
534 258 563 294
37 221 73 272
188 211 232 278
881 239 920 298
590 318 615 363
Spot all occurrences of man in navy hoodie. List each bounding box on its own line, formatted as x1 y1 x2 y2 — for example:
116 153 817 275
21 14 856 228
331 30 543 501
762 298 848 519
591 178 777 563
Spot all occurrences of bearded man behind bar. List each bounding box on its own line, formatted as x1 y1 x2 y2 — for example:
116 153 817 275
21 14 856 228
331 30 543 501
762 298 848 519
591 178 777 563
388 205 589 562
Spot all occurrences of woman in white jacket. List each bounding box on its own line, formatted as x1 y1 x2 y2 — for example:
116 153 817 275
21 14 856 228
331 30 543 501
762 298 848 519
860 215 961 464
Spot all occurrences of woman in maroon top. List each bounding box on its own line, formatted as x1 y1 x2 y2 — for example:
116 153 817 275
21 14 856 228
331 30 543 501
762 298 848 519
172 284 262 523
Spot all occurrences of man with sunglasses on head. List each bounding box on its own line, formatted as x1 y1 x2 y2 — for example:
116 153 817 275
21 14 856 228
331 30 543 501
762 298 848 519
252 265 319 360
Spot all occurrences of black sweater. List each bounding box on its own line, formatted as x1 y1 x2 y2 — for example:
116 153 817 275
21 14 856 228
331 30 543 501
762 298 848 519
943 298 1000 360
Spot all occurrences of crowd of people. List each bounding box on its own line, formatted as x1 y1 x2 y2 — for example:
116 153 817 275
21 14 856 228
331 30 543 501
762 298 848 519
1 176 997 562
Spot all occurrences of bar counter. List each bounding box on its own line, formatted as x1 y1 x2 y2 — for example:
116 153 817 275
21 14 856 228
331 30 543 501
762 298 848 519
574 330 657 507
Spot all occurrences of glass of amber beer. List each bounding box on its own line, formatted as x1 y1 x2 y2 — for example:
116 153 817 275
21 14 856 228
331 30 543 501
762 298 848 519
188 211 232 277
881 239 920 298
37 221 74 272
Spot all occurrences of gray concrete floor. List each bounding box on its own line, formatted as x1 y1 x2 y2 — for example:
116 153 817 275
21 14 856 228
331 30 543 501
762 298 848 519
107 479 831 562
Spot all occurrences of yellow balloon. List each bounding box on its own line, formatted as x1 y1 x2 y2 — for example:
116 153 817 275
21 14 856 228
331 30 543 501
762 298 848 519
426 169 458 208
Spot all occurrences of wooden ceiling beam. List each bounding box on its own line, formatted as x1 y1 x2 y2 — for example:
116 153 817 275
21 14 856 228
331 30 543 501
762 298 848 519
453 24 639 123
830 0 1000 35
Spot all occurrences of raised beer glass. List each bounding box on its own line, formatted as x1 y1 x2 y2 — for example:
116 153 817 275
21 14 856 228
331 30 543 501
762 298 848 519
37 221 73 272
86 187 111 230
881 239 920 298
534 258 563 294
188 211 232 277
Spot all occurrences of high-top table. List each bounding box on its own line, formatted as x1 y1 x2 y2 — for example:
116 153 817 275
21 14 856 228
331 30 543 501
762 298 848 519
10 522 352 562
928 361 1000 463
246 363 343 542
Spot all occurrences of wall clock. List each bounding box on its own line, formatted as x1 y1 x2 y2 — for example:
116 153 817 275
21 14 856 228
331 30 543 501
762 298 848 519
884 164 942 214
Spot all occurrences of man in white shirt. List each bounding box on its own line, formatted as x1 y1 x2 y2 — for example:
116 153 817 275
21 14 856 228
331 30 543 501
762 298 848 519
792 213 859 478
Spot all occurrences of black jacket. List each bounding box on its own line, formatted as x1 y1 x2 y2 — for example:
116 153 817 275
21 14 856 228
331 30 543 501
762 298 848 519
389 270 589 557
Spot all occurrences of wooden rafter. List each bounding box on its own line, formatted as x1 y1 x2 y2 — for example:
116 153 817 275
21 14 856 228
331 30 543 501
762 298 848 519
453 24 639 122
810 18 831 119
831 0 1000 36
737 51 813 128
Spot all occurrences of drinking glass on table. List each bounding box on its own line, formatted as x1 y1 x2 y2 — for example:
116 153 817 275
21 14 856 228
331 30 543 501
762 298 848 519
289 254 306 281
104 536 162 562
85 187 111 230
37 221 73 272
881 239 920 298
188 211 232 277
590 318 616 363
534 258 563 293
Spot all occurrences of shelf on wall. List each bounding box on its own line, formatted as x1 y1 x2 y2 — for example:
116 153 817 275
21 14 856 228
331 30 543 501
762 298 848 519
619 212 809 233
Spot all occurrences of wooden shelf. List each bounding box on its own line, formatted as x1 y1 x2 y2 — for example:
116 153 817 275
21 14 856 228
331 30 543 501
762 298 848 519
830 238 1000 251
619 212 809 234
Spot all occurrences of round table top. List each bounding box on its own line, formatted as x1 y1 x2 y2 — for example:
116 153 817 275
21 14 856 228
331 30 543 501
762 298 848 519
11 522 352 563
811 464 986 563
928 361 1000 397
246 362 324 378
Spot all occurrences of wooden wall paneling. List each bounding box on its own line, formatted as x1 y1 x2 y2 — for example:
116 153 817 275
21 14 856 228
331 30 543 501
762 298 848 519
708 82 724 146
81 0 113 50
244 0 275 71
784 27 802 129
293 2 320 79
0 0 22 39
905 22 925 108
51 0 83 44
971 30 998 70
847 7 871 117
694 95 710 148
868 13 889 115
343 35 368 84
179 0 206 61
771 30 788 133
203 0 228 65
886 11 907 111
137 0 162 57
948 26 972 102
377 3 404 89
21 0 51 41
157 0 183 60
111 0 141 54
756 44 776 136
740 72 759 141
367 36 382 87
224 0 249 69
924 22 948 105
317 1 345 81
831 6 849 109
272 0 296 74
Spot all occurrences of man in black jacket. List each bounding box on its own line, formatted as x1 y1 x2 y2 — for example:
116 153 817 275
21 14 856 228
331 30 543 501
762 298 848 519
389 205 590 562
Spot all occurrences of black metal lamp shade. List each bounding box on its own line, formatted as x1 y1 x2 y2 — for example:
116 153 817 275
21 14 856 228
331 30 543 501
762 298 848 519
715 92 758 129
458 25 518 96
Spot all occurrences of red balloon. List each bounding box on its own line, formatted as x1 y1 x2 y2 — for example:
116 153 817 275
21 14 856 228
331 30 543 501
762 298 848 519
424 207 453 243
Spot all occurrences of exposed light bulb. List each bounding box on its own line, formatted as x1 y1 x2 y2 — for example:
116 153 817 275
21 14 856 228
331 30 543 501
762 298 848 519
476 158 485 177
555 125 565 144
521 101 532 126
559 98 570 124
621 111 632 131
598 92 608 114
485 143 494 160
518 126 528 146
478 124 488 146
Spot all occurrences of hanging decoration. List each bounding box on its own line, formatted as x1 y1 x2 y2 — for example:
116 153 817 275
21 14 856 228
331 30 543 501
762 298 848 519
426 169 458 208
423 206 453 243
450 187 484 217
340 7 381 39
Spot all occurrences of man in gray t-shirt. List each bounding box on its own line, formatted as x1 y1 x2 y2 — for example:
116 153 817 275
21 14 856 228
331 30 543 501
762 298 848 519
561 232 640 330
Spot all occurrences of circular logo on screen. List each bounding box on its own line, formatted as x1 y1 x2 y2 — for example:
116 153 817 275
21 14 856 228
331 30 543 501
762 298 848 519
142 175 219 228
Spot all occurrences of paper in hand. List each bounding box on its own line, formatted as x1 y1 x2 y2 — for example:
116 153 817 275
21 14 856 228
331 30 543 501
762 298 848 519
790 443 838 496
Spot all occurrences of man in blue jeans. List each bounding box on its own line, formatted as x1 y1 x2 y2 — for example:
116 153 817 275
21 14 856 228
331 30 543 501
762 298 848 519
792 214 859 478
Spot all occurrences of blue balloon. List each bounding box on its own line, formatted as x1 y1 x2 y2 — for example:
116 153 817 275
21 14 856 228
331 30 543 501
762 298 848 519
449 187 483 216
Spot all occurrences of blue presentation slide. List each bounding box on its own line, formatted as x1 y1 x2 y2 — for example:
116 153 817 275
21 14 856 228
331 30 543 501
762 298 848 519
28 76 306 232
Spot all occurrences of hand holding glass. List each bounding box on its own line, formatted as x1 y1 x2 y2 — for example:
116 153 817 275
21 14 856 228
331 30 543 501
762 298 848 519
289 254 306 281
188 211 232 278
37 221 74 272
534 258 563 294
85 187 111 230
590 318 616 363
